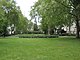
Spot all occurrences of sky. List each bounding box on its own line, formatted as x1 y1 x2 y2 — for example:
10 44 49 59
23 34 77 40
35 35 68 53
15 0 38 20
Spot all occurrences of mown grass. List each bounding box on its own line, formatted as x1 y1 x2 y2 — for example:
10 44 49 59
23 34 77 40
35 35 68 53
0 37 80 60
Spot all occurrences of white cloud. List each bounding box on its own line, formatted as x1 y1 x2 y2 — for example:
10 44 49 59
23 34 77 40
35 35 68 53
15 0 38 20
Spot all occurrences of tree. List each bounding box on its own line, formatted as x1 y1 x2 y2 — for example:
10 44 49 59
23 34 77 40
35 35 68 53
70 0 80 38
0 0 29 36
55 0 80 38
30 0 80 38
30 0 72 35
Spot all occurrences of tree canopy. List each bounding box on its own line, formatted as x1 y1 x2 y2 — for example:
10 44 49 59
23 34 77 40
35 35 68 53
30 0 80 38
0 0 29 36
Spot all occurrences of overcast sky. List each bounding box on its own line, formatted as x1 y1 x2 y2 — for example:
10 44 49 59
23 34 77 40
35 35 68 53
15 0 38 20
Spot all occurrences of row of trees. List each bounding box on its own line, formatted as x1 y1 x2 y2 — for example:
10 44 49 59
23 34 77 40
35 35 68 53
30 0 80 38
0 0 31 36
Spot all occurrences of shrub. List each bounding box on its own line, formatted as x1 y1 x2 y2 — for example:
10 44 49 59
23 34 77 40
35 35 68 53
27 31 43 34
19 35 58 38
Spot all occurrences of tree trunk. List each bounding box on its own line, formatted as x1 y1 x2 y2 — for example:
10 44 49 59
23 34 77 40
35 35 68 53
3 26 7 37
76 19 80 38
48 26 50 35
69 25 71 35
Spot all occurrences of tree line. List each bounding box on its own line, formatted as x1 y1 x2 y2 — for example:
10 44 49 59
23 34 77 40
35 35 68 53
30 0 80 38
0 0 32 36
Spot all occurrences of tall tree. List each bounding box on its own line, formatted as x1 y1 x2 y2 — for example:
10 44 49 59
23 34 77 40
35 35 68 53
70 0 80 38
0 0 29 36
30 0 72 35
30 0 80 38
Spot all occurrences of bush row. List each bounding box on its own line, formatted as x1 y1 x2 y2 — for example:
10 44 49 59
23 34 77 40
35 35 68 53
26 31 43 34
59 33 76 36
19 35 58 38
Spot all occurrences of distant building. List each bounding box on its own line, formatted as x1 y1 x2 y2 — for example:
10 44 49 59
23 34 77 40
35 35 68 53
7 24 16 35
63 22 79 34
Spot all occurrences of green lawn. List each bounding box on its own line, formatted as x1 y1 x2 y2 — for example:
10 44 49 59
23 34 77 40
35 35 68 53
0 37 80 60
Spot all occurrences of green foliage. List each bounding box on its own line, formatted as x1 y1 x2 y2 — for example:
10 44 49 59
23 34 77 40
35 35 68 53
0 0 29 35
16 15 28 34
30 0 80 37
70 0 80 38
30 0 73 34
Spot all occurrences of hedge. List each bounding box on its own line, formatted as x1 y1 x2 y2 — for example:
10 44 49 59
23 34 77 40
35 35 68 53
19 35 58 38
